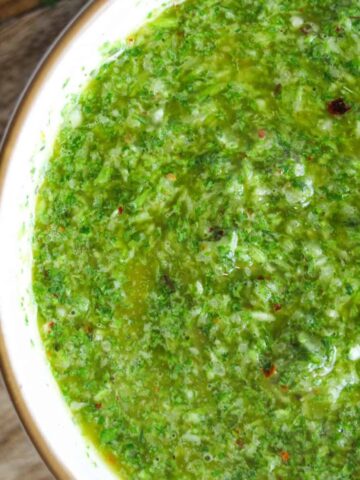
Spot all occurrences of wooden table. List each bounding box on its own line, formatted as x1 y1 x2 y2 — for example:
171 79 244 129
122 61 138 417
0 2 89 478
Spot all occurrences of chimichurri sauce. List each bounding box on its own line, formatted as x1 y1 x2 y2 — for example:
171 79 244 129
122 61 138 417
33 1 360 478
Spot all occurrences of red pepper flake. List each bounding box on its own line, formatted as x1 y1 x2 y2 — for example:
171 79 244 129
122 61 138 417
300 24 312 35
258 129 266 139
307 155 314 161
209 226 225 241
107 453 117 465
327 98 351 116
162 274 176 293
263 364 277 378
273 303 282 312
95 403 102 410
44 321 55 334
235 438 244 448
118 206 124 215
280 451 290 463
274 83 282 96
280 385 289 393
84 325 93 334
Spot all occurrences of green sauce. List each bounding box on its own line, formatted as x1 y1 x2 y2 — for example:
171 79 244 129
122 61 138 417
33 1 360 478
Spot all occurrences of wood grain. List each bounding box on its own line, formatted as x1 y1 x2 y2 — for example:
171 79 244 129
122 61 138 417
0 2 89 478
0 380 52 480
0 0 41 22
0 0 89 136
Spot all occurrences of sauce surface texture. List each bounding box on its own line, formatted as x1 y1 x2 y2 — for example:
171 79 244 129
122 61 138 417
33 0 360 478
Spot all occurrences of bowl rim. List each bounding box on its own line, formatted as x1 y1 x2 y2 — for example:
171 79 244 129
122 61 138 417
0 1 109 478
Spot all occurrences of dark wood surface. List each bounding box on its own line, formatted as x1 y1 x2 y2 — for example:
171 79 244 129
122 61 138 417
0 2 89 478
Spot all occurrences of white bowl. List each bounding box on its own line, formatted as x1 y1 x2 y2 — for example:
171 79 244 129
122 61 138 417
0 1 174 478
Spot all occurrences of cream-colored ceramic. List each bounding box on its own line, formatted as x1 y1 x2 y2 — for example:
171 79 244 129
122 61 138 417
0 1 175 478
